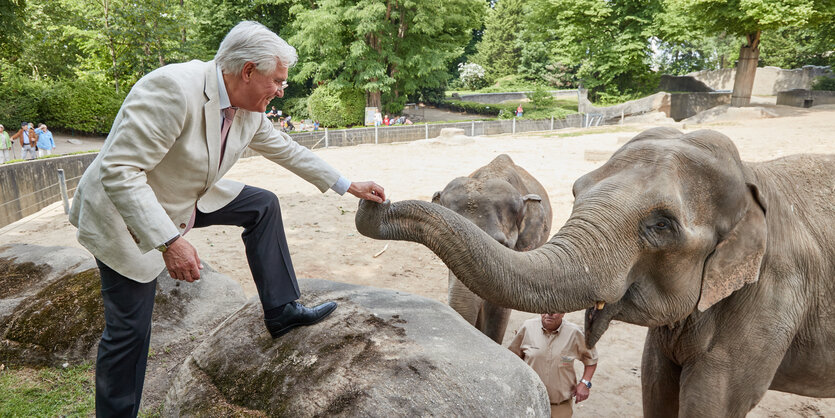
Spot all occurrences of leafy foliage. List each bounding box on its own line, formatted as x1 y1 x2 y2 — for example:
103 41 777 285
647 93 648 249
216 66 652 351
812 76 835 91
526 86 555 109
287 0 485 109
41 79 126 134
471 0 526 80
458 62 489 90
307 84 365 128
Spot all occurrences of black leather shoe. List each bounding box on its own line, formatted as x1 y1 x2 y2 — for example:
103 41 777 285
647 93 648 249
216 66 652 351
264 301 337 338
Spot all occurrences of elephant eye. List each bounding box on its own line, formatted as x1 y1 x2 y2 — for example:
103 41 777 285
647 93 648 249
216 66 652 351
655 221 668 229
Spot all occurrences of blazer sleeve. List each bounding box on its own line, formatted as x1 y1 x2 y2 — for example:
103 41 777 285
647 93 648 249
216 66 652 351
99 72 186 253
247 113 341 193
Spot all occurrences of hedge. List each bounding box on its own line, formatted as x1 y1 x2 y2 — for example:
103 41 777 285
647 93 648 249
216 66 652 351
307 84 365 128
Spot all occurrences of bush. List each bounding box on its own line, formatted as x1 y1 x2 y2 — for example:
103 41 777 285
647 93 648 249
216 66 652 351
283 97 310 120
307 84 365 128
457 63 489 90
526 86 556 109
812 76 835 91
0 69 45 130
40 78 125 134
437 99 501 116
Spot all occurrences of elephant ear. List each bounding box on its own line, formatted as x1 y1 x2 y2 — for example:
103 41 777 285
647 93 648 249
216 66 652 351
698 185 767 311
516 194 547 251
431 191 441 204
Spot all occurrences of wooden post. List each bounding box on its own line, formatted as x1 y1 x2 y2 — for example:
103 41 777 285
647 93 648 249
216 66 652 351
57 169 70 214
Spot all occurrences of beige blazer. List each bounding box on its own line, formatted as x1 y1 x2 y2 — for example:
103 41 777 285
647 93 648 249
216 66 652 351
69 60 341 282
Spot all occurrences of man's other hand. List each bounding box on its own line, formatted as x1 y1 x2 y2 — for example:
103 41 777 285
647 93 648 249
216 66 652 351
348 181 386 203
574 383 590 403
163 237 203 282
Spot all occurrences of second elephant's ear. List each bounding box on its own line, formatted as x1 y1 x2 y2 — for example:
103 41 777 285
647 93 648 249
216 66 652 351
516 194 548 251
432 191 441 204
698 184 767 311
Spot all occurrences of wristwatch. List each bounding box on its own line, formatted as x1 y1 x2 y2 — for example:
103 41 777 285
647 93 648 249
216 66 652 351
156 235 180 253
580 379 592 389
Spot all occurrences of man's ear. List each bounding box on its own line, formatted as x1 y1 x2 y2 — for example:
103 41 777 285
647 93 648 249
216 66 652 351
431 191 441 204
698 185 767 311
241 62 256 82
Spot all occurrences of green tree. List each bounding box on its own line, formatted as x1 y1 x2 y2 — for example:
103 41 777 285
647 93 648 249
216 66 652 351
471 0 527 80
664 0 835 106
537 0 662 100
288 0 484 112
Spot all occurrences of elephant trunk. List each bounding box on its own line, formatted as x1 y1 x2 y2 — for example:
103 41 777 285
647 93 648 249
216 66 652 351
356 200 627 314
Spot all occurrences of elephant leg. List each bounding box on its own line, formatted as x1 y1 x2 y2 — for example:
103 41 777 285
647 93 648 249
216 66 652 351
447 272 481 326
642 330 680 418
479 301 510 344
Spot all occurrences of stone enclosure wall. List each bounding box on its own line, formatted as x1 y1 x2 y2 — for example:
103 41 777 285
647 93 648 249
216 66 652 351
687 66 832 96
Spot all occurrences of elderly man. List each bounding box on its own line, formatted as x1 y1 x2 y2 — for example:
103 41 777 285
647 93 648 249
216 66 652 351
508 313 598 418
10 122 37 160
69 21 385 417
0 124 12 163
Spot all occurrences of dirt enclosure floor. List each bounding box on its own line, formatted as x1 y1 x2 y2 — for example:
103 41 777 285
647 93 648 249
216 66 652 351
2 104 834 416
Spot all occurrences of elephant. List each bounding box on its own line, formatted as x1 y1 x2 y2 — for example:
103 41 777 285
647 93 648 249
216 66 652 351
431 154 551 343
355 127 835 417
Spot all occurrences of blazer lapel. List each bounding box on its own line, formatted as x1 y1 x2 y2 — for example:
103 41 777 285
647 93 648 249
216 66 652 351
203 61 221 184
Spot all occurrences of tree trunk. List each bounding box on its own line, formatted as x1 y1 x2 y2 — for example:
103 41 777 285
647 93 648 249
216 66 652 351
367 91 382 108
730 31 760 107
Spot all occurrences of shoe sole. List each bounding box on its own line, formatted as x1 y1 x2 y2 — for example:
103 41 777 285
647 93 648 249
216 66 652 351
270 303 338 339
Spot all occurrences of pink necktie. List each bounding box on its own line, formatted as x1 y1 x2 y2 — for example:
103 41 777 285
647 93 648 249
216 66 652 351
183 107 237 236
219 107 236 164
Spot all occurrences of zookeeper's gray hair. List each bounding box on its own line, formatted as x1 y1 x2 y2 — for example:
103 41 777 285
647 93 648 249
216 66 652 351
215 21 297 75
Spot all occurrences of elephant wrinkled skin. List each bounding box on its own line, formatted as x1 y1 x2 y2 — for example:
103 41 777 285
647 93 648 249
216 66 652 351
355 127 835 417
432 154 551 343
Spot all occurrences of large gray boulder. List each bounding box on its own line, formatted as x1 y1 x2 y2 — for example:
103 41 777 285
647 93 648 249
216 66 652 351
0 244 246 367
164 279 550 417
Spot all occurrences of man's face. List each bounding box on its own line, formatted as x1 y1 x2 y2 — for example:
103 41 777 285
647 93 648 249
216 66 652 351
42 125 47 131
540 313 564 331
237 61 288 113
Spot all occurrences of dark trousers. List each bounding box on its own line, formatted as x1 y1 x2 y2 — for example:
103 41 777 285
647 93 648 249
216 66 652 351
95 186 299 417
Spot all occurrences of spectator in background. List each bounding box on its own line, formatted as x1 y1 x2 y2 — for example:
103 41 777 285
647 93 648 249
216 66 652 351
313 120 319 131
10 122 37 160
374 109 382 127
516 104 524 117
0 124 12 163
508 312 598 417
36 124 55 157
383 114 390 126
266 106 278 121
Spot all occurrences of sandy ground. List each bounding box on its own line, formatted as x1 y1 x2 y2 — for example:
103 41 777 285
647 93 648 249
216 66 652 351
2 104 834 416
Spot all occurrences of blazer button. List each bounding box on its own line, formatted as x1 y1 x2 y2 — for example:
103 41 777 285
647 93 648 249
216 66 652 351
179 223 186 229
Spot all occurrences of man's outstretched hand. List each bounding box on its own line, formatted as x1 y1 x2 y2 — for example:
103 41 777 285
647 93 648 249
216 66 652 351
348 181 386 203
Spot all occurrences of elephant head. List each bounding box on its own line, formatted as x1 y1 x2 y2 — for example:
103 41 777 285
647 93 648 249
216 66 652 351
356 127 767 348
431 154 552 343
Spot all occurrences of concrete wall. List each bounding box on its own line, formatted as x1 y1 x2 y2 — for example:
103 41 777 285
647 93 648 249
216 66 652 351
578 90 671 121
0 153 97 229
658 75 714 92
776 89 835 107
669 92 732 121
453 90 578 104
687 66 832 95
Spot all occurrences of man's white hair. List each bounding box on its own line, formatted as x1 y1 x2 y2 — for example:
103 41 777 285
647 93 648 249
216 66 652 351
215 21 297 75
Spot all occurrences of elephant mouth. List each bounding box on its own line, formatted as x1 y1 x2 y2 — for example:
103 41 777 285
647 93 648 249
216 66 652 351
584 300 621 349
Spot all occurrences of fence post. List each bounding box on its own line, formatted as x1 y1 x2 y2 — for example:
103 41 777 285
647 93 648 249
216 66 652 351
512 117 516 134
57 169 70 214
550 116 554 131
471 121 475 136
375 126 379 145
425 123 429 140
325 128 329 147
620 110 624 125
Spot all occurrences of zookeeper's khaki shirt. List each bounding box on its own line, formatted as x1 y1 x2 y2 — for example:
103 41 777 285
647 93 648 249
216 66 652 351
508 318 598 404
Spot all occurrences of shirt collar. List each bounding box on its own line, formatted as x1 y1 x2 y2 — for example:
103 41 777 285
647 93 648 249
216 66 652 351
216 65 232 109
542 321 564 335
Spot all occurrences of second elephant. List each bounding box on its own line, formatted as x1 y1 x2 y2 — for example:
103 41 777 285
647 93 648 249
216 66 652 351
432 154 551 343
